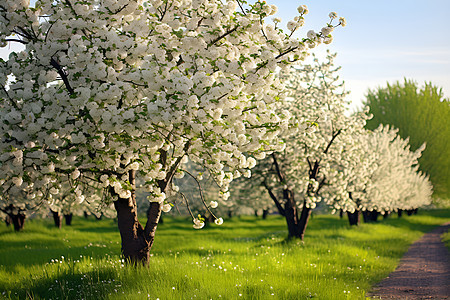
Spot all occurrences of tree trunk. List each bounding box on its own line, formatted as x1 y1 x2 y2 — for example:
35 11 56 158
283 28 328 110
297 203 312 240
83 211 89 219
254 210 258 217
51 210 62 228
362 211 379 223
262 209 269 219
5 215 12 226
339 209 344 219
113 170 161 265
413 208 418 215
383 212 390 219
283 189 311 240
64 213 73 226
371 211 379 222
11 213 26 231
347 210 360 226
283 189 298 238
406 209 414 216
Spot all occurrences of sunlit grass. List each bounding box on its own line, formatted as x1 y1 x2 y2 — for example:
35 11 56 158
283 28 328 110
0 209 448 299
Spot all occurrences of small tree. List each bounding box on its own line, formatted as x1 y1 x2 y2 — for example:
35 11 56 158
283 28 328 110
0 0 342 263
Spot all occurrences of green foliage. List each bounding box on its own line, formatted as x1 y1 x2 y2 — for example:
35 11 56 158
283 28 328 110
0 211 449 299
442 231 450 251
364 79 450 197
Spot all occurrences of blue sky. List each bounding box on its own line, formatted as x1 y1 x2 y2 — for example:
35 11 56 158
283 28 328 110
273 0 450 110
1 0 449 110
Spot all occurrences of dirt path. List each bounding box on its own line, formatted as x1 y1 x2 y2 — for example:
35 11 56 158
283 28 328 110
369 222 450 299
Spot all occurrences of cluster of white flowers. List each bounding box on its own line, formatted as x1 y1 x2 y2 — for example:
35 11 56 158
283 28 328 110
193 218 205 229
328 125 432 213
0 1 342 228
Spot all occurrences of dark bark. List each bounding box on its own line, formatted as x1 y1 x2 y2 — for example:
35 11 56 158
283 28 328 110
347 210 360 226
264 154 315 241
283 190 311 240
2 205 26 231
383 212 390 219
83 211 89 219
262 209 269 219
64 213 73 226
339 209 344 219
113 170 162 265
283 189 299 238
296 202 312 240
254 210 258 217
362 211 379 223
51 210 62 228
407 209 414 216
262 181 285 216
413 208 418 215
398 209 403 218
11 213 26 231
227 210 233 218
5 215 12 226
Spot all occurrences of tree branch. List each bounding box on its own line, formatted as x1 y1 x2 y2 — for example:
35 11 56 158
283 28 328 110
309 160 320 179
316 176 327 193
0 84 19 109
262 180 285 216
323 129 342 154
158 142 190 192
207 26 238 48
236 0 247 15
182 169 218 220
271 153 285 183
50 57 75 95
4 38 28 45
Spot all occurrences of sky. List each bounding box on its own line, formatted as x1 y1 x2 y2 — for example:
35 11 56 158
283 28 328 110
1 0 449 111
272 0 450 110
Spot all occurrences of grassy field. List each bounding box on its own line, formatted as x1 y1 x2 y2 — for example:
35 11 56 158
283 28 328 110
0 209 449 299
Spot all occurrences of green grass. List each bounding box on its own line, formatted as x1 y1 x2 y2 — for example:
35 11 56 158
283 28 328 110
0 209 449 299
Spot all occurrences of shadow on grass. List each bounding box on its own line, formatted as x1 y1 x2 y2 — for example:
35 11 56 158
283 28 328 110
0 245 120 270
1 266 122 299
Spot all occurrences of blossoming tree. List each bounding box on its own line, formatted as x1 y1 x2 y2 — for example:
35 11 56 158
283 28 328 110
0 0 341 263
325 125 432 225
248 51 367 239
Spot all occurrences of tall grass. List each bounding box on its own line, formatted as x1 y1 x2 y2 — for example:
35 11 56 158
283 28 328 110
0 209 448 299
